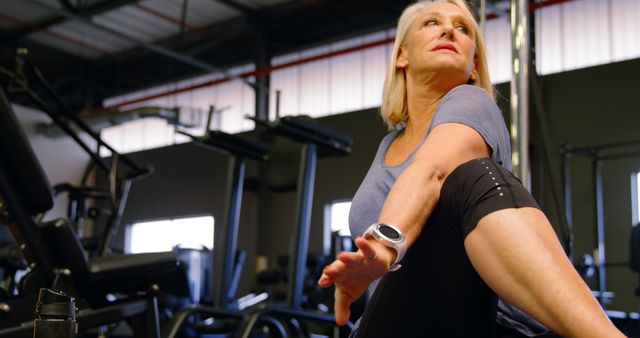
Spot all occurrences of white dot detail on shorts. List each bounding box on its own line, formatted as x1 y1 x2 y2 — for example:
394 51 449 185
486 167 489 169
499 193 504 197
489 172 492 174
492 177 496 180
497 187 501 190
495 182 499 186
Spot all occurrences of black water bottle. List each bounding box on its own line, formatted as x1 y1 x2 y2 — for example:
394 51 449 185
33 288 77 338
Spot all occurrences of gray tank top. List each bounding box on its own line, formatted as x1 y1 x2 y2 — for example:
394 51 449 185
349 84 511 237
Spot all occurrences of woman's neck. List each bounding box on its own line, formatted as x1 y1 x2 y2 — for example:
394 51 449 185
404 75 451 141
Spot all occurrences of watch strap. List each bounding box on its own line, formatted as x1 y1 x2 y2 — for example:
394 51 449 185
363 223 407 271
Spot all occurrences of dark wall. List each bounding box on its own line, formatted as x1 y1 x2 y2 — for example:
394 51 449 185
256 108 387 259
491 58 640 311
112 142 260 297
112 109 388 298
531 58 640 311
111 57 640 311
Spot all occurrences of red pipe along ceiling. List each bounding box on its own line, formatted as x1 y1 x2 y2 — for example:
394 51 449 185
96 0 576 112
0 0 576 111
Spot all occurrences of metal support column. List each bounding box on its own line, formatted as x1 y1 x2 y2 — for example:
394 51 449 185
510 0 531 189
100 177 132 256
479 0 486 35
287 143 317 309
214 155 245 309
562 146 574 260
254 24 270 122
592 156 607 307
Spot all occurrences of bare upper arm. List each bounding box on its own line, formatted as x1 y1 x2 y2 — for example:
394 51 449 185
412 122 492 180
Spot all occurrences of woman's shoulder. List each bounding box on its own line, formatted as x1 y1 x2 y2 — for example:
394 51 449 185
444 84 494 103
378 128 402 151
438 84 498 114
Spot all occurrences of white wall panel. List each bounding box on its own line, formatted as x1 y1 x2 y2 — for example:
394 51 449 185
361 31 389 109
299 46 331 118
484 16 511 83
329 37 364 115
141 118 176 150
611 0 640 62
536 5 564 74
213 81 255 133
271 53 302 119
562 0 611 71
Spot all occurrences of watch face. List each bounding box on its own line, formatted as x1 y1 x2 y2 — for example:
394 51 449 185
378 224 401 240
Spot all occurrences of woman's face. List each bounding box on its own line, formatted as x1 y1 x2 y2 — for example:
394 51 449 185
397 2 478 85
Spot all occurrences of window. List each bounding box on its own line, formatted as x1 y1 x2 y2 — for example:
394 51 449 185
327 201 352 236
125 215 214 254
324 200 353 255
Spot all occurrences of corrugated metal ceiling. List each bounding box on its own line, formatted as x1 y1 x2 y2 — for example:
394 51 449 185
1 0 294 58
0 0 519 112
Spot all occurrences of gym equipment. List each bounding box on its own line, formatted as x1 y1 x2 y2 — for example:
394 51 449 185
562 138 640 306
0 50 153 258
0 240 26 299
631 223 640 285
0 85 190 337
32 288 76 338
180 107 271 310
163 109 274 337
237 110 355 337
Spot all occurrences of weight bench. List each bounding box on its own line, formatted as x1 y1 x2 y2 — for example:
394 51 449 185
0 86 190 337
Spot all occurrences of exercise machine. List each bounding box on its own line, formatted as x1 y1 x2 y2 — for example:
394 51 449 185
163 108 277 337
0 50 153 258
236 108 355 337
0 85 191 337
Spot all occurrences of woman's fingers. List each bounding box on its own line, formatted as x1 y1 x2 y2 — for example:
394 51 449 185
317 258 349 287
337 251 366 267
354 236 377 261
317 253 380 326
317 273 332 287
334 287 352 326
324 259 347 276
315 237 394 327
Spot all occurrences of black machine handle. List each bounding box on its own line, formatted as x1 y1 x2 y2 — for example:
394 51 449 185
247 115 352 156
177 130 271 161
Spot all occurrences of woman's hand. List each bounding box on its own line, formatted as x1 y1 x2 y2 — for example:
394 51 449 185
317 236 395 325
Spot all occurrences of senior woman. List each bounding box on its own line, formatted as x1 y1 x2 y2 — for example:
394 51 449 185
317 0 625 337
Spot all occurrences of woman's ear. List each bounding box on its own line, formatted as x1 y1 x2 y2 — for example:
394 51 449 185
470 69 478 82
396 47 408 68
470 56 479 81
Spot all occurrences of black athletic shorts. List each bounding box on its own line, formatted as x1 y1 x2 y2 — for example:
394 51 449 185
441 157 540 238
353 158 539 338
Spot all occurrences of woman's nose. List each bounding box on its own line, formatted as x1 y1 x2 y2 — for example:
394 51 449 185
441 23 454 39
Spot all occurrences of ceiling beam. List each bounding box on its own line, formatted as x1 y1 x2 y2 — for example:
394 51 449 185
90 0 403 101
2 0 141 43
212 0 257 15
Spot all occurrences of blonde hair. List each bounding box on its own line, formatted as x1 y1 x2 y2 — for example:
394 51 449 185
380 0 493 130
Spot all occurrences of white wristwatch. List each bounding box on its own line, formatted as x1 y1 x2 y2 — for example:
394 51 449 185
363 223 407 271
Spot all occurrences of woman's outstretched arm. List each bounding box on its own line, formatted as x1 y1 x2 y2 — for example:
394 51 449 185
319 122 492 324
